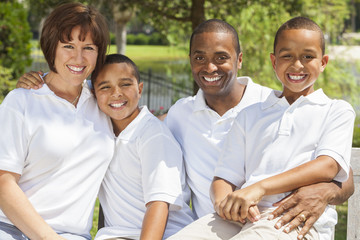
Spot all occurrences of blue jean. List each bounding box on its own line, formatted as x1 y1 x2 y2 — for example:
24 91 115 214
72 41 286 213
0 221 29 240
0 221 89 240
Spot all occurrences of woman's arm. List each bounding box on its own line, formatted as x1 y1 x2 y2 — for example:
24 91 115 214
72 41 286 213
140 201 169 240
0 170 64 240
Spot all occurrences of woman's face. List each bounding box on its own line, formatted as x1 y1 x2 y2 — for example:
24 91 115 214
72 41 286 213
53 26 98 86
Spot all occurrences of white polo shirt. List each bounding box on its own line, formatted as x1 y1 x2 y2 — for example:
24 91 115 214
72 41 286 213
216 89 355 240
95 106 194 240
165 77 272 218
0 83 114 239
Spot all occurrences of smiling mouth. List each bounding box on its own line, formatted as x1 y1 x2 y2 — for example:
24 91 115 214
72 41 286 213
67 65 85 73
110 102 126 108
203 76 221 82
288 74 307 81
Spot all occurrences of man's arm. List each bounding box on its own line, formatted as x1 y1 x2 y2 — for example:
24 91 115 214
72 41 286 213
270 168 354 238
16 71 44 89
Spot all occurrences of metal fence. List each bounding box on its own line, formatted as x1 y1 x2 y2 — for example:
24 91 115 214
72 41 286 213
26 54 193 113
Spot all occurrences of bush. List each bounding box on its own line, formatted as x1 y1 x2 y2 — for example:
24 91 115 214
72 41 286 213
0 2 32 79
133 33 149 45
126 33 169 45
0 66 15 102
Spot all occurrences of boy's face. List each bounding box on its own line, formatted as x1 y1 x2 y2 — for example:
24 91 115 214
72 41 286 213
93 63 143 133
190 32 242 98
270 29 328 100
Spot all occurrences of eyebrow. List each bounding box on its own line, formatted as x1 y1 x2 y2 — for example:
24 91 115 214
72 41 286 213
278 48 317 54
192 50 230 55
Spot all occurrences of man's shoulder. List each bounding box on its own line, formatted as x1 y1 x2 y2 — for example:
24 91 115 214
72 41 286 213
167 95 196 117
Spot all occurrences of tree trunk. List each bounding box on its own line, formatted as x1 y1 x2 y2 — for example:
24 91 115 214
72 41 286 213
190 0 206 94
115 22 127 54
112 6 134 54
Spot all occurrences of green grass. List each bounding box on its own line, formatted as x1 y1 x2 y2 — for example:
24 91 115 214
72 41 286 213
30 40 188 61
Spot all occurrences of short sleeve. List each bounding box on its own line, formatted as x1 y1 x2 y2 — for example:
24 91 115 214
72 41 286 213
139 130 184 211
0 92 28 174
316 100 355 182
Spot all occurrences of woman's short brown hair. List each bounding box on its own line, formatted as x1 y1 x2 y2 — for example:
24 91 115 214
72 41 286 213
40 2 109 75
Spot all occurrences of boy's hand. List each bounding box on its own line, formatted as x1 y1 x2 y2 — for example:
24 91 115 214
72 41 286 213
17 71 44 90
218 184 264 223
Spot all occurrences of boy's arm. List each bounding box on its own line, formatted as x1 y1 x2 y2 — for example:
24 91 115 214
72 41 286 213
210 177 236 219
140 201 169 240
270 168 354 236
16 71 44 89
220 155 341 221
0 170 65 240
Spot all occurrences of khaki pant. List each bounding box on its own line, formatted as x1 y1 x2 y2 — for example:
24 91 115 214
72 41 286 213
166 211 319 240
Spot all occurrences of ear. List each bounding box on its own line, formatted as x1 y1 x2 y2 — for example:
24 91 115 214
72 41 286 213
138 82 144 95
270 53 276 70
237 52 243 69
320 54 329 72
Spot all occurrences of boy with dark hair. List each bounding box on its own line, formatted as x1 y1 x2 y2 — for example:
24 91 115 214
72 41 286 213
92 54 194 240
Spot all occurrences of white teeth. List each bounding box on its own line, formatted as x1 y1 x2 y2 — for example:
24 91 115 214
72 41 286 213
110 102 125 108
204 76 221 82
288 74 305 80
68 65 85 72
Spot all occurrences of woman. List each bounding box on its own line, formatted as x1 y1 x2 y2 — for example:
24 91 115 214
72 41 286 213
0 3 114 240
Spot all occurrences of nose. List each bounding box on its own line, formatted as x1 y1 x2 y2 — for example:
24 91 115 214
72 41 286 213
293 58 304 69
204 60 218 73
73 48 84 63
111 86 122 97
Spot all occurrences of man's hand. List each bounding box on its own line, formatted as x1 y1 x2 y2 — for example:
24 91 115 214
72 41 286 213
17 71 44 89
269 169 354 240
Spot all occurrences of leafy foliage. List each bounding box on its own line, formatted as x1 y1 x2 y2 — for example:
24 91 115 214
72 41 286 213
0 66 15 102
0 1 32 79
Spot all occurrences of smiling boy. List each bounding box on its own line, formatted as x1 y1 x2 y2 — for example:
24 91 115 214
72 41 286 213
91 54 194 240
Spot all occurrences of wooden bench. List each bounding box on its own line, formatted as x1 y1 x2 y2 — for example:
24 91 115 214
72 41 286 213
344 147 360 240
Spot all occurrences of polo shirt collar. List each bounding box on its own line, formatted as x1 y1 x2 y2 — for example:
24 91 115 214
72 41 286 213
117 106 151 141
262 88 330 110
193 76 254 113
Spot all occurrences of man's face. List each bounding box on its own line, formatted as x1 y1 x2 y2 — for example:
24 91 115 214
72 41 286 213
189 32 242 98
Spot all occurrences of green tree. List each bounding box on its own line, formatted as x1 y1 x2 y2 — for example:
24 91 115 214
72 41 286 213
0 1 32 79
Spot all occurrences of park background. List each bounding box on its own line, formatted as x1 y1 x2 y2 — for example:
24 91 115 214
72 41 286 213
1 0 360 239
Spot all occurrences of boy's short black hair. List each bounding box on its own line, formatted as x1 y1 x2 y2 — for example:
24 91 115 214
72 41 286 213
91 54 140 85
189 19 241 55
273 16 325 55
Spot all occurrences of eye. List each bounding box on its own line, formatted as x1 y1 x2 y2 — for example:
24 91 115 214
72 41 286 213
121 83 132 87
216 55 229 62
63 45 74 49
303 55 315 59
280 54 291 59
194 56 205 61
84 46 96 51
99 85 110 90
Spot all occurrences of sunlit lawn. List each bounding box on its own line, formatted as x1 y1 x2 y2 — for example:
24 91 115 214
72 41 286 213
30 41 188 61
